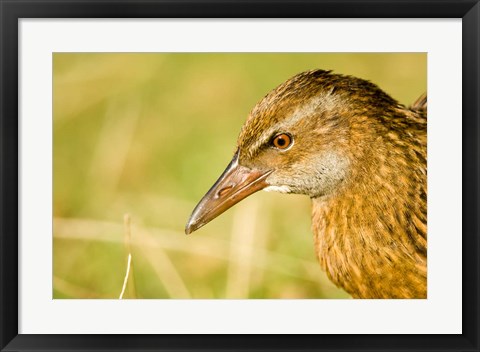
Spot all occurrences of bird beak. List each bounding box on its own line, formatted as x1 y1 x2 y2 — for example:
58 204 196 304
185 151 272 234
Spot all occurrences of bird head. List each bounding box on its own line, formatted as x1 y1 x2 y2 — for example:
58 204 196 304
185 69 399 234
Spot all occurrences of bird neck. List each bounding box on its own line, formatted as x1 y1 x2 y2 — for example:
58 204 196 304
311 116 427 298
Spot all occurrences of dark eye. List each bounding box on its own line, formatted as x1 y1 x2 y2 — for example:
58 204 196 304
272 133 293 150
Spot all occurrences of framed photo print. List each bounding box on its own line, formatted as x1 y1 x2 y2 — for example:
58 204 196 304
1 0 478 351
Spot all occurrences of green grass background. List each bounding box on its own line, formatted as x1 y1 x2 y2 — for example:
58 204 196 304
53 53 426 299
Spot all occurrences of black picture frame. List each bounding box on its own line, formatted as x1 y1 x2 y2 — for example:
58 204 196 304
1 1 478 351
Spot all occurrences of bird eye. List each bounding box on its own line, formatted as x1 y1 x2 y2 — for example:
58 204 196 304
272 133 293 150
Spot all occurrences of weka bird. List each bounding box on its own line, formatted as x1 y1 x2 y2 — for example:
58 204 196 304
185 70 427 299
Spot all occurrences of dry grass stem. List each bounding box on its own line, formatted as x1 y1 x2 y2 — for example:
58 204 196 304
88 99 142 196
119 253 132 299
119 214 136 299
137 229 191 298
225 200 259 298
53 217 336 285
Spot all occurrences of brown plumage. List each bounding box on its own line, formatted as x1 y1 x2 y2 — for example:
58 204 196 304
186 70 427 299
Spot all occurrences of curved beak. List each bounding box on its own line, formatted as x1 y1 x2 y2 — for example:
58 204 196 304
185 151 272 234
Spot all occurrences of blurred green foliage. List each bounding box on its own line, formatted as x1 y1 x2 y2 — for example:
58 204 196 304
53 53 426 299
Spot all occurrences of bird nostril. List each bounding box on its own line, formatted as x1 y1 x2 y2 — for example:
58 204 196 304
217 185 233 198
